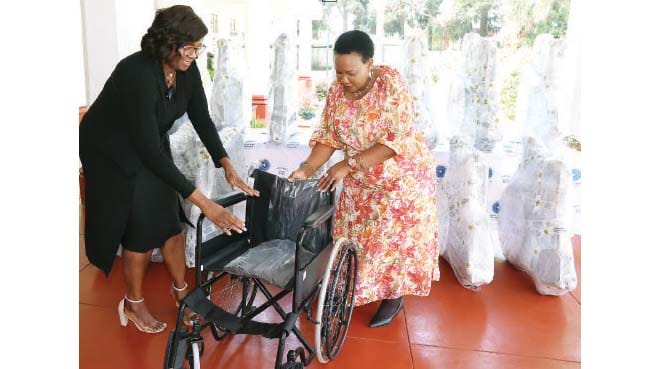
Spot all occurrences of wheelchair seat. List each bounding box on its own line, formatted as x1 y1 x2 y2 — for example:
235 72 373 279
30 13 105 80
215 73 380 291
223 238 315 289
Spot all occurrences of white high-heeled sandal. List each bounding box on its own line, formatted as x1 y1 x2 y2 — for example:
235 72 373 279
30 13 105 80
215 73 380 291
118 296 167 334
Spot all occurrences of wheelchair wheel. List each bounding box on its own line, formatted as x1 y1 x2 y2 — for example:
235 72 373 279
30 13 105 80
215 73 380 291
314 238 357 363
207 273 258 339
188 342 200 369
164 328 201 369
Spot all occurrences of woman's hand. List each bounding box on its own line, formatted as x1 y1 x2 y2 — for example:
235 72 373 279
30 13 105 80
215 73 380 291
288 168 309 181
203 202 246 236
317 161 351 192
221 158 260 197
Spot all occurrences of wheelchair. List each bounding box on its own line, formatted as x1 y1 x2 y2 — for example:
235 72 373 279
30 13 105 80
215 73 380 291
164 169 358 369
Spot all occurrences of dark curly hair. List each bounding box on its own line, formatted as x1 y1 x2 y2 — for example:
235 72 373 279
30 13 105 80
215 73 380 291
141 5 208 61
333 30 374 63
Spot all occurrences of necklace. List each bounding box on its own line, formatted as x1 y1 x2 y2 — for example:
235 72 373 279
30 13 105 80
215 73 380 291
164 66 176 87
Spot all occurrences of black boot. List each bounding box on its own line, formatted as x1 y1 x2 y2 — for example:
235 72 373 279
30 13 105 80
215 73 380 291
368 297 403 328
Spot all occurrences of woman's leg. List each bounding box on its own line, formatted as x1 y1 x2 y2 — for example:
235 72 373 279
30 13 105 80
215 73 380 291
161 232 188 298
122 248 166 330
160 232 198 324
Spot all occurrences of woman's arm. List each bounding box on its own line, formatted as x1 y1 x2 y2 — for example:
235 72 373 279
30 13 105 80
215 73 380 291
316 143 395 192
288 142 336 180
352 143 396 169
187 188 246 235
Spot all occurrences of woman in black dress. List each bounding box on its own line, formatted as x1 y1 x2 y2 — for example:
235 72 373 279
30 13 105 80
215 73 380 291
79 5 258 334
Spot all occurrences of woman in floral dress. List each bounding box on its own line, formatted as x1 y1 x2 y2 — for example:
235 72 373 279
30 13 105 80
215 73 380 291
289 30 439 327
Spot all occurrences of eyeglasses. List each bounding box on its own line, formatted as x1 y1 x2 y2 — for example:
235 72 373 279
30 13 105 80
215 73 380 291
179 44 206 59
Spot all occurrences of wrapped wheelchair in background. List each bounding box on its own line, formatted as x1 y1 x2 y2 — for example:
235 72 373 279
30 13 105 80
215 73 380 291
163 169 358 369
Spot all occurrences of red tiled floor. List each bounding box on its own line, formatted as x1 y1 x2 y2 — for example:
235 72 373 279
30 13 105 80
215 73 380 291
404 258 581 362
411 345 580 369
79 257 196 315
196 334 414 369
80 304 177 369
79 221 581 368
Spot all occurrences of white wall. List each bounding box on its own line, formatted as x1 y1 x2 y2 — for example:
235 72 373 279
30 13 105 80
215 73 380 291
81 0 120 105
75 3 86 107
116 0 154 59
81 0 155 104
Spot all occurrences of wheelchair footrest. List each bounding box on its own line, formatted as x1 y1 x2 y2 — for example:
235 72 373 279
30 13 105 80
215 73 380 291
182 288 288 339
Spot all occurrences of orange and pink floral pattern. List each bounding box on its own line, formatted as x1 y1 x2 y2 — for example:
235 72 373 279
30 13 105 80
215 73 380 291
310 66 440 306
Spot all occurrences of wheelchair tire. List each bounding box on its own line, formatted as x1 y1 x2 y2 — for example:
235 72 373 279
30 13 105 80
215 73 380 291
163 328 189 369
188 342 200 369
314 237 357 363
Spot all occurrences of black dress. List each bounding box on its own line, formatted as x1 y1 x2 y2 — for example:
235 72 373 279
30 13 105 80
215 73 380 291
79 51 228 276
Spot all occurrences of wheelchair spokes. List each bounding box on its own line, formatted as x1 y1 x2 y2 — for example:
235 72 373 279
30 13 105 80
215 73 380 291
315 238 358 363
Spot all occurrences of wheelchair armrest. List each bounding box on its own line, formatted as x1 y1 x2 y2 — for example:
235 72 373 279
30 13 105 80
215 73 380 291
197 191 247 228
214 191 247 208
303 204 335 229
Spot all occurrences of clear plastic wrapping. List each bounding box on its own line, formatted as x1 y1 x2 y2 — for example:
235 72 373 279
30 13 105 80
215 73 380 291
268 34 298 144
498 137 577 295
264 174 332 254
210 38 250 130
447 33 501 152
516 34 567 154
402 32 439 150
223 239 299 289
438 137 494 289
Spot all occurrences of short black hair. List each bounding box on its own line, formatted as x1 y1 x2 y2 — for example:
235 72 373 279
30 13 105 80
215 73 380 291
333 30 374 63
140 5 208 61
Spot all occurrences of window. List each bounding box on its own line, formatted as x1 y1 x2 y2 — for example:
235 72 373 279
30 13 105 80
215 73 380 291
211 14 219 34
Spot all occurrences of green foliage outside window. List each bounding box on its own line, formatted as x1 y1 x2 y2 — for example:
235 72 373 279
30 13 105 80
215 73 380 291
500 70 520 121
523 0 570 46
207 52 215 81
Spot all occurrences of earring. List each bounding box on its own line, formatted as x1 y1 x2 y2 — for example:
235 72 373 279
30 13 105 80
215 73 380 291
369 68 373 79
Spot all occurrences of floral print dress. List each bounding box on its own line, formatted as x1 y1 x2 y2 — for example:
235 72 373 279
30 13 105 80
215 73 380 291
310 66 440 306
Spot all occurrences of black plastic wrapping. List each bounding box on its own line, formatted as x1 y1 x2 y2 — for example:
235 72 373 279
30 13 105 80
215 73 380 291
247 170 333 253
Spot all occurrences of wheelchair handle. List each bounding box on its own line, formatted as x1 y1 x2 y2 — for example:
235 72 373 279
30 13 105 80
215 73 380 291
196 191 248 224
214 190 248 208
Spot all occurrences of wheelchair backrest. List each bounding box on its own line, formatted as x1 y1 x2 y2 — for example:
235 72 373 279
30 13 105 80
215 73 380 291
246 169 333 252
